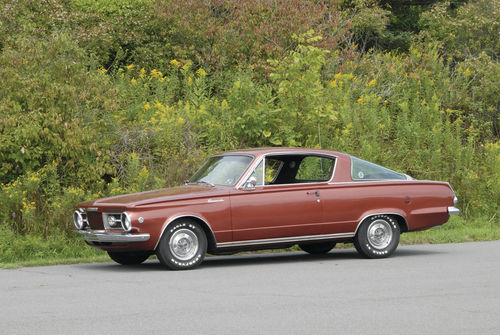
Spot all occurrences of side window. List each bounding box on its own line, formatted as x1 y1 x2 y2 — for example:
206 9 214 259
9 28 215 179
351 156 406 180
295 156 334 182
248 160 264 186
265 158 283 184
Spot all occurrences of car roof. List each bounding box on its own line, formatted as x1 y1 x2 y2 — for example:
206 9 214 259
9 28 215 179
217 147 349 158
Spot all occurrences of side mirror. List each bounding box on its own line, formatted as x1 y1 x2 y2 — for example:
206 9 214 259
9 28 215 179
243 176 257 191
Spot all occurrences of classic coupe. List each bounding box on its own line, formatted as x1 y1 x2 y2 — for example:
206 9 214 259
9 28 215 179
74 148 459 270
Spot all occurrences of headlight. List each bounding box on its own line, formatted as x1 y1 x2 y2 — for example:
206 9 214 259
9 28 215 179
73 211 85 230
107 215 121 228
121 212 132 232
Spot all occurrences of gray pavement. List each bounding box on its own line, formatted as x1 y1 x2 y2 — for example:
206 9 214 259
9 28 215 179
1 241 500 334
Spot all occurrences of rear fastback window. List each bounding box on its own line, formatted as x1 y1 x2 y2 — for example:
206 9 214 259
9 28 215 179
350 156 406 180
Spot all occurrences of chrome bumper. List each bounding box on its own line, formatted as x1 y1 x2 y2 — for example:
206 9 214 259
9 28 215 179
448 206 460 215
77 230 150 243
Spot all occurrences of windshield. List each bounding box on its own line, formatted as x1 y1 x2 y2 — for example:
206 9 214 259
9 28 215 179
188 155 253 186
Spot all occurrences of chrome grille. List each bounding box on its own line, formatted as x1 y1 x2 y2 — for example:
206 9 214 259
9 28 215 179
86 211 104 229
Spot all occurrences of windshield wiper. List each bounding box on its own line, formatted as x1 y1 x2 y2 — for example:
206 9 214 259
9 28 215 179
185 180 215 187
197 180 215 187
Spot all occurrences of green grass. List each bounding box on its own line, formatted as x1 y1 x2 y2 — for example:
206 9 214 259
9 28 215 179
0 227 108 268
1 215 498 269
400 215 500 244
0 255 110 269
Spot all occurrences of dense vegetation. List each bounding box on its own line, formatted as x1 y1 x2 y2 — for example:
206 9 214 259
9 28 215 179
1 0 498 264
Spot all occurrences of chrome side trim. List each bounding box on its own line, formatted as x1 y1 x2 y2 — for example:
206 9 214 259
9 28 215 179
87 207 98 212
77 230 150 243
216 232 355 248
448 206 460 215
154 214 217 250
354 212 409 235
207 199 225 203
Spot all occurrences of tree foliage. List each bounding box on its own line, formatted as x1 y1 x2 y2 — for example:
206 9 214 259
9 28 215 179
0 0 498 236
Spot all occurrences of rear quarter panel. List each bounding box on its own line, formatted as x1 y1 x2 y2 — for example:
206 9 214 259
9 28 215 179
321 181 455 233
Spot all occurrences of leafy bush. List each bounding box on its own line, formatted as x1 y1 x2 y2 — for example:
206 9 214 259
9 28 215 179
0 0 498 264
419 0 500 60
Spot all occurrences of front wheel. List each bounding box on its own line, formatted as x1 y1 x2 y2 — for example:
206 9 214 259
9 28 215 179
107 251 151 265
354 215 400 258
156 220 207 270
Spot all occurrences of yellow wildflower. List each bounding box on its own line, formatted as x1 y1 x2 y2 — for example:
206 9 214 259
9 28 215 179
182 60 192 72
170 59 181 68
150 69 163 78
366 79 376 87
144 102 151 111
131 78 137 84
196 68 207 77
334 73 342 80
126 64 134 70
139 68 146 78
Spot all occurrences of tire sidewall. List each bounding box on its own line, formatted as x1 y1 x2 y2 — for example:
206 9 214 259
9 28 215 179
157 220 207 270
356 214 400 258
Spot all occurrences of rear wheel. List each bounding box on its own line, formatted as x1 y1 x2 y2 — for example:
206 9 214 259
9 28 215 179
299 242 336 254
156 219 207 270
354 214 400 258
107 251 150 265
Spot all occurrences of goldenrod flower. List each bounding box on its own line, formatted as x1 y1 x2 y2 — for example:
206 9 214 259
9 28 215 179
196 68 207 77
170 59 181 68
366 79 376 87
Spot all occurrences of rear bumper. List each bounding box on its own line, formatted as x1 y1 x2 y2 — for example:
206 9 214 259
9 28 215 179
77 230 150 243
448 206 460 215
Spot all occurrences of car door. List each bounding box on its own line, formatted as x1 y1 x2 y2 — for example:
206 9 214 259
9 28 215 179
229 155 334 242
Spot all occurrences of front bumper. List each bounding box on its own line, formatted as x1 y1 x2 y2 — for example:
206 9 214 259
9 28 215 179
77 230 150 243
447 206 460 215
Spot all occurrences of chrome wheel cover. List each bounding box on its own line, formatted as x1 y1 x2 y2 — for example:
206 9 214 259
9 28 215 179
169 229 199 261
367 219 393 250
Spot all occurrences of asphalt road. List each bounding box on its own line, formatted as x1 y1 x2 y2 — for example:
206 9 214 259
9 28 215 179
1 241 499 335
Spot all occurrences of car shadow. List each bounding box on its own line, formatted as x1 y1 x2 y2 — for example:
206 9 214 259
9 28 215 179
77 246 444 272
200 246 444 269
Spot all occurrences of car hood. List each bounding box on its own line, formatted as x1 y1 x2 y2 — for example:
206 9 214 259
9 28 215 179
78 185 230 208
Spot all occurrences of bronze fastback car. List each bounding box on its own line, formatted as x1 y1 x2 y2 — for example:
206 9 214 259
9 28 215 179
74 148 459 270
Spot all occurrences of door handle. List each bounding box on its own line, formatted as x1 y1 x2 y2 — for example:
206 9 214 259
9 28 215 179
306 191 320 197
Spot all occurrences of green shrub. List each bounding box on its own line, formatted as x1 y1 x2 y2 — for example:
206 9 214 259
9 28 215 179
0 1 498 265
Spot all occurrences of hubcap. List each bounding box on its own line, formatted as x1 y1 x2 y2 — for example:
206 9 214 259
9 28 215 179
367 219 393 250
169 229 199 261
